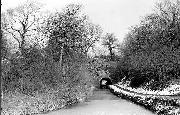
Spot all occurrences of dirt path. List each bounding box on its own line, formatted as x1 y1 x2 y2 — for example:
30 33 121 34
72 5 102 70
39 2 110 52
43 89 154 115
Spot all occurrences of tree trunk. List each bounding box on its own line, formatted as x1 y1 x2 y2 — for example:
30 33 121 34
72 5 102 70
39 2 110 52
58 44 64 76
109 46 114 61
19 34 26 57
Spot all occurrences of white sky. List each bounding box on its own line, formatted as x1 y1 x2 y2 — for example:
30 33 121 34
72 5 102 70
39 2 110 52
2 0 158 43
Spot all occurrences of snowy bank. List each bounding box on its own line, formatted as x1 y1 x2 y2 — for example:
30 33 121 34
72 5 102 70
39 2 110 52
116 82 180 96
109 85 180 115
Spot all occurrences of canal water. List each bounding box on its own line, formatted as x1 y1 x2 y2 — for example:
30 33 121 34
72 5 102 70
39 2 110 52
44 89 155 115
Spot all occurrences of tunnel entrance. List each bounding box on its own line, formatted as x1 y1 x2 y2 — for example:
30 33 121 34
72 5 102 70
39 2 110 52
100 77 112 89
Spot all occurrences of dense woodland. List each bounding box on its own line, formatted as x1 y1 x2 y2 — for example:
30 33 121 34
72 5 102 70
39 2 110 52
110 0 180 90
1 0 180 114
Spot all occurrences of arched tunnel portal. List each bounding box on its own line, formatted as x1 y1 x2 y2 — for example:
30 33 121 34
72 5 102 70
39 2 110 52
100 77 112 89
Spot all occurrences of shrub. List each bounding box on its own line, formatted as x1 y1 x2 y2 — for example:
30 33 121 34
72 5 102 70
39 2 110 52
1 47 96 115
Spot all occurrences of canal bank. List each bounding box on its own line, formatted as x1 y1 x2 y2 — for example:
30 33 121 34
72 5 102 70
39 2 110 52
109 85 180 115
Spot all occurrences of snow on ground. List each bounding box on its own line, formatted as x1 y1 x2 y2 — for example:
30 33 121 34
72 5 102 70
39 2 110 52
109 85 137 97
161 84 180 95
109 84 180 115
116 82 180 95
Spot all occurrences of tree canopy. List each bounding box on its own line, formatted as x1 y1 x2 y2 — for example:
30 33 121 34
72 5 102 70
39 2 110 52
44 4 102 62
102 33 118 61
2 1 42 56
119 0 180 87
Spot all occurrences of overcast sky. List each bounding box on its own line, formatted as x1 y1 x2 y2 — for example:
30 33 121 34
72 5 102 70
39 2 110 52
2 0 158 43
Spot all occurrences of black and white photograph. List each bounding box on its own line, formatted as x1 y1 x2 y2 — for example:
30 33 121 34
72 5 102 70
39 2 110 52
1 0 180 115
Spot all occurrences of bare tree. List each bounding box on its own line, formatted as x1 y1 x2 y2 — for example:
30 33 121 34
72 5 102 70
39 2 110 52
2 0 42 56
102 33 118 61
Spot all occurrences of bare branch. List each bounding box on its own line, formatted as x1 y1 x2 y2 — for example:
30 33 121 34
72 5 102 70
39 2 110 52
5 29 21 46
10 26 21 33
26 15 36 30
